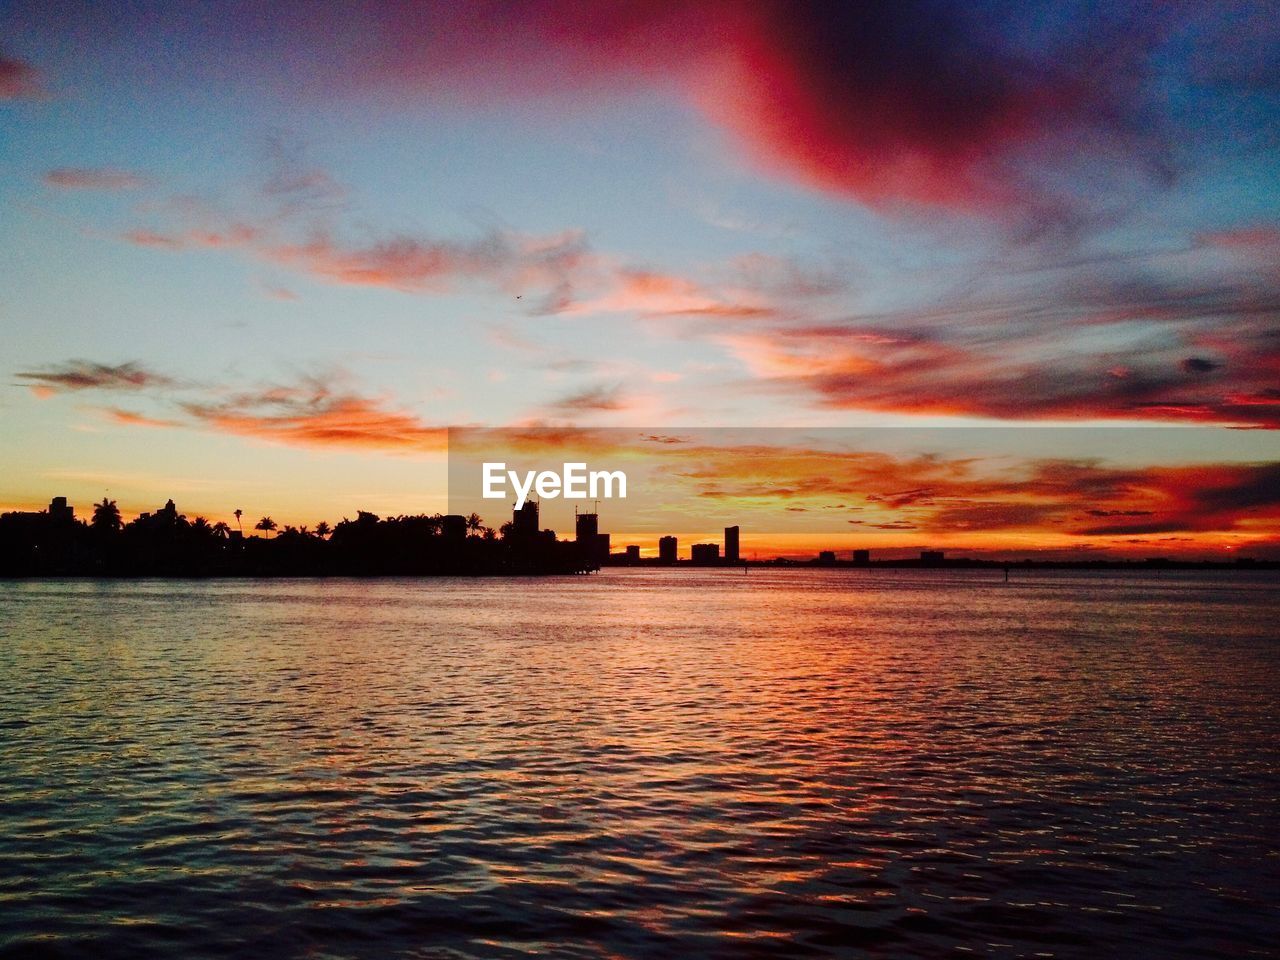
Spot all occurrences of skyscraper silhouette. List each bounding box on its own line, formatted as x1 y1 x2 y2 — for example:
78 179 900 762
724 525 739 563
513 499 539 539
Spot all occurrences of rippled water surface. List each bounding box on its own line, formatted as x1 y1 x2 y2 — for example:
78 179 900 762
1 569 1278 959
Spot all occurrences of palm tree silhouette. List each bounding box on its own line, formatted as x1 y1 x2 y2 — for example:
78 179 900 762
314 520 331 539
255 516 277 539
91 497 122 534
234 509 243 533
211 521 231 539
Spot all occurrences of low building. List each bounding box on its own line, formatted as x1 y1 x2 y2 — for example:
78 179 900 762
441 514 468 541
691 543 720 565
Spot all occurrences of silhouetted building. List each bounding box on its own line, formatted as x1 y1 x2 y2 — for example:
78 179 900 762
921 550 944 565
1 496 74 526
658 535 677 564
575 511 609 566
817 550 836 565
625 544 640 563
852 549 870 565
691 543 719 565
442 514 467 541
575 511 598 544
512 499 539 539
724 525 739 563
133 499 179 532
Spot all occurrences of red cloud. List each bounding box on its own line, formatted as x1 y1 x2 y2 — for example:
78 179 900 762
1069 463 1280 535
0 54 42 99
351 1 1152 211
721 319 1280 427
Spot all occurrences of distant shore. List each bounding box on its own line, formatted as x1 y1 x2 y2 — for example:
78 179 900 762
3 560 1276 580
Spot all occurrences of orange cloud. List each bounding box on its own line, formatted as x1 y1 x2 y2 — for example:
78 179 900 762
567 268 772 319
101 407 183 429
182 380 444 454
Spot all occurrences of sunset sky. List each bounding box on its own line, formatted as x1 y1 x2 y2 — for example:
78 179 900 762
2 1 1279 557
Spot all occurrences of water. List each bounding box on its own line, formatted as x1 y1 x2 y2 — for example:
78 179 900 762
1 569 1277 959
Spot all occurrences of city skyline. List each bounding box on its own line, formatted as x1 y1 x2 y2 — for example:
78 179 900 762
6 490 1278 564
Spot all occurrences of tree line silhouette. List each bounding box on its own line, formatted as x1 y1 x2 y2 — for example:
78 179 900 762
0 498 594 576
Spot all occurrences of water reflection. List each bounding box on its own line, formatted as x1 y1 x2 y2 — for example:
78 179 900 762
1 569 1277 958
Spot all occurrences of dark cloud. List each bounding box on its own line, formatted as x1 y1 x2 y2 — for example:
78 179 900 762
0 54 42 99
16 361 172 395
545 384 631 415
723 269 1280 426
1181 356 1220 374
928 501 1065 531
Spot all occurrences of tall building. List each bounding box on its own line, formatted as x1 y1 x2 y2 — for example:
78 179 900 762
852 549 870 565
658 535 677 564
624 545 640 563
724 525 739 563
691 543 720 565
48 497 74 523
575 511 609 566
512 499 539 538
575 511 598 544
